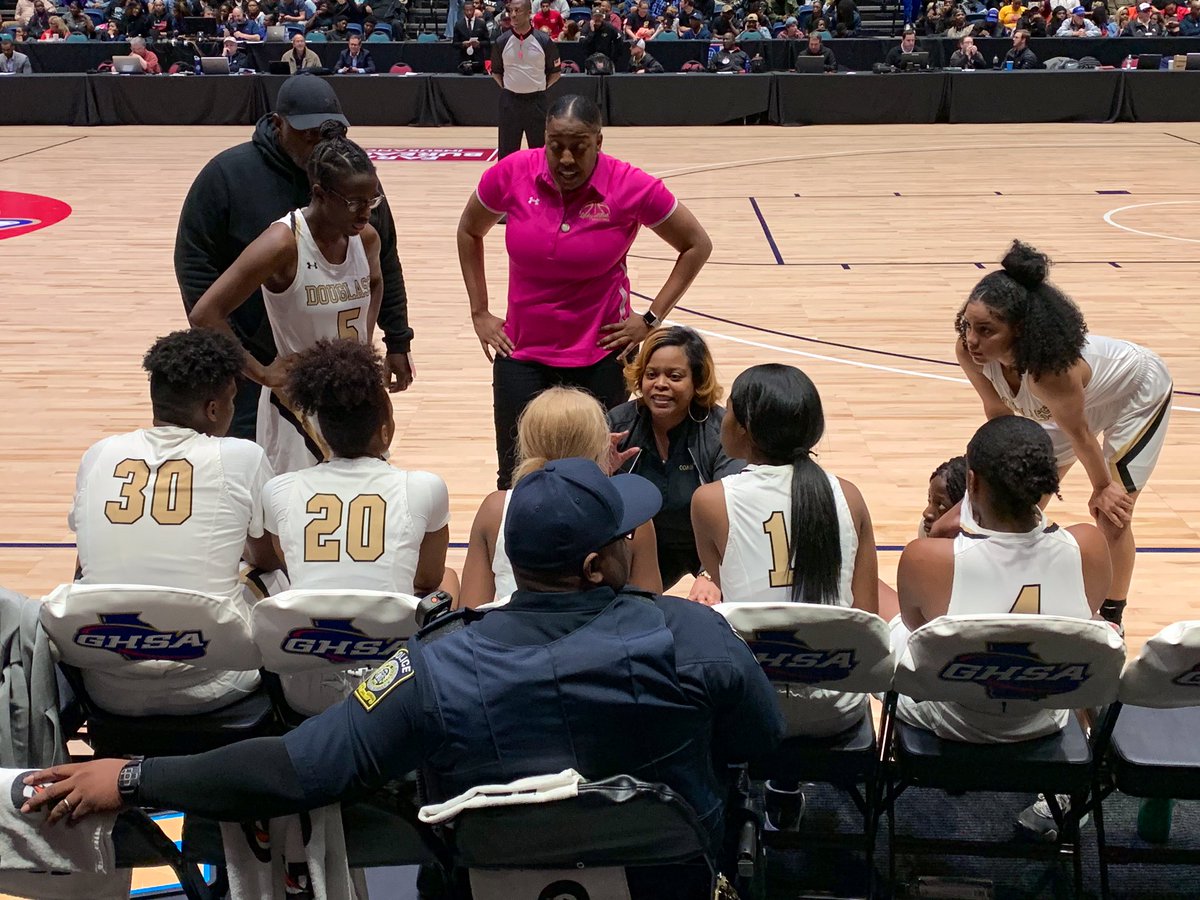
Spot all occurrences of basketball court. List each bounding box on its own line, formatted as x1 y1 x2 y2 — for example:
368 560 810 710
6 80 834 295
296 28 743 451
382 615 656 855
3 121 1200 658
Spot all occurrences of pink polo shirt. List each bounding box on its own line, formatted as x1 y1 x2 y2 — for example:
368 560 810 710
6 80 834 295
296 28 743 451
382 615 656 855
476 148 678 367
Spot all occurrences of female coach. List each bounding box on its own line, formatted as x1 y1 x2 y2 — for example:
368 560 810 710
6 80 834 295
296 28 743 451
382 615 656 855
456 93 712 489
955 240 1172 633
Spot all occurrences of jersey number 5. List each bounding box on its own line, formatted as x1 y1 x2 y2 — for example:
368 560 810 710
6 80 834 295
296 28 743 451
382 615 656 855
104 458 194 526
338 308 362 341
304 493 387 563
1009 583 1042 615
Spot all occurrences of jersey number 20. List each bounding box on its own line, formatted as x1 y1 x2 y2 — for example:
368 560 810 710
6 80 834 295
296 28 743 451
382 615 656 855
304 493 386 563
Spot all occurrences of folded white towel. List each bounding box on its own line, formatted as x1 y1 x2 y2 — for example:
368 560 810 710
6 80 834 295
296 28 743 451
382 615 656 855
418 769 583 825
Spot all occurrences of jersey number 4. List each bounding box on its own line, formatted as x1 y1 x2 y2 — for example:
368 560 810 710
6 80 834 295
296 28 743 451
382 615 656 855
1009 583 1042 614
762 511 793 589
304 493 387 563
104 458 194 526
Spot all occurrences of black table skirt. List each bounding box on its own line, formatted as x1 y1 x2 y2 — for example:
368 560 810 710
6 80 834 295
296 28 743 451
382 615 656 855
258 72 430 125
947 69 1123 124
773 71 946 125
605 73 773 126
87 70 263 125
1120 70 1200 122
0 74 90 125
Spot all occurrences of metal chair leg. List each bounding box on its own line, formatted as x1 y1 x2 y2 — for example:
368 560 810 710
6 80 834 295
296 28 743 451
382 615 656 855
1093 783 1110 900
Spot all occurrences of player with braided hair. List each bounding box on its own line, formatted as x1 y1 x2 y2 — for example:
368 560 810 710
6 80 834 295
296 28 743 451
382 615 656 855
190 121 384 476
955 239 1171 632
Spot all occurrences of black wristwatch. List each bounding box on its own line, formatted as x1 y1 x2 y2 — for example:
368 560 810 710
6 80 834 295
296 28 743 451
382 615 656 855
117 758 143 804
642 309 660 329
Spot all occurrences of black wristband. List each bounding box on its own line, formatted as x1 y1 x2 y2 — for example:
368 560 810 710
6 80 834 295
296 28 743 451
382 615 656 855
383 332 413 355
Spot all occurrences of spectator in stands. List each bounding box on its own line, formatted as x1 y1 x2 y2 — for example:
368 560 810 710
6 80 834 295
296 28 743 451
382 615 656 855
128 34 162 69
998 0 1024 30
944 8 972 35
708 30 747 67
1092 1 1116 34
885 25 918 66
168 0 192 32
624 0 651 36
1045 4 1067 30
1181 0 1200 33
777 14 801 36
1004 27 1040 66
811 15 832 36
736 10 769 37
914 0 940 33
1165 12 1181 30
599 0 621 29
559 17 579 37
971 8 1002 36
118 0 150 33
948 32 986 66
625 35 663 69
800 28 835 67
276 0 309 23
283 30 320 68
331 13 350 35
678 9 710 35
1122 1 1162 33
335 32 374 68
1057 4 1099 33
0 35 32 72
225 3 264 35
532 0 563 36
364 0 405 33
13 0 50 28
583 5 622 57
66 329 280 717
306 0 336 29
218 34 251 68
26 0 54 31
833 0 859 32
65 1 95 33
454 0 489 70
98 18 121 36
147 0 170 33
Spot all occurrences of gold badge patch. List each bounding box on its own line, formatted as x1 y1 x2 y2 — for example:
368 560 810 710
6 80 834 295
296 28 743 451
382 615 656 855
353 648 414 712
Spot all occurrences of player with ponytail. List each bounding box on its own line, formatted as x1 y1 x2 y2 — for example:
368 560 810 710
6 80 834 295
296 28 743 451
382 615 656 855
955 240 1172 632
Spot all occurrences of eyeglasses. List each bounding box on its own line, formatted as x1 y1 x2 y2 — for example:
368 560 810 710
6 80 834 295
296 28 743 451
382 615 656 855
323 186 384 214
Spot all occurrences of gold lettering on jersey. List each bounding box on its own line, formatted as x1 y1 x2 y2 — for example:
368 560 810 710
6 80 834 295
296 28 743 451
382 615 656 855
1001 396 1053 422
304 278 371 307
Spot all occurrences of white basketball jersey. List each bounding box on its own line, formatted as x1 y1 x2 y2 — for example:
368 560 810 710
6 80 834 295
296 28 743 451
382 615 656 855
70 427 274 603
262 457 450 594
491 491 517 602
261 209 372 357
720 464 857 605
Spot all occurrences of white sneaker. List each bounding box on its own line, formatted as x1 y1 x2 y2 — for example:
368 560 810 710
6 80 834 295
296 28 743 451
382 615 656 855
1017 793 1089 842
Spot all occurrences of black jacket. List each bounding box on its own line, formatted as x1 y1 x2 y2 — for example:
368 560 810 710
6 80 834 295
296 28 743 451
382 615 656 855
607 400 745 484
1004 45 1041 68
334 46 376 71
173 115 412 362
948 47 985 69
626 49 664 73
582 21 622 61
453 14 490 62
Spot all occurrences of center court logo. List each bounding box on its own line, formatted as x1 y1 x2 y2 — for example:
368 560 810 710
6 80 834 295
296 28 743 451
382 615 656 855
747 630 858 684
939 642 1090 701
73 613 209 661
281 618 405 663
0 190 72 240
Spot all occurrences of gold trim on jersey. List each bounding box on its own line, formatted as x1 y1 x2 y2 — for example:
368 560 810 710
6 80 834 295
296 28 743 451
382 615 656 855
1107 387 1172 493
269 389 331 463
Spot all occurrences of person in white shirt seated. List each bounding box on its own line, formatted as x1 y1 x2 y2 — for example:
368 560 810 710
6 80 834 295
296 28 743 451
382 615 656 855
69 329 282 716
262 339 457 598
690 363 880 737
459 386 663 607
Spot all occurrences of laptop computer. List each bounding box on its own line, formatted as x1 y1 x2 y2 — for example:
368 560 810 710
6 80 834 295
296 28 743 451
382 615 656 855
199 55 231 74
1186 53 1200 71
268 60 292 74
265 24 287 40
900 51 930 71
1136 53 1162 70
184 16 218 35
794 54 825 73
111 54 146 73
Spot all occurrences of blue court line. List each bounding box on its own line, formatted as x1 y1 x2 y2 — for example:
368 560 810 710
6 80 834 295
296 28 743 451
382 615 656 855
748 196 785 266
4 541 1197 553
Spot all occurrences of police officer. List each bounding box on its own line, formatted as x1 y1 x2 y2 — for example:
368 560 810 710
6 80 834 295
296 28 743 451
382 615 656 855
22 459 783 857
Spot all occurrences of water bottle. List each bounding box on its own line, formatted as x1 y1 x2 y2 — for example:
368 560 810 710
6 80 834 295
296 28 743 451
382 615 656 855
992 54 999 68
1136 797 1174 844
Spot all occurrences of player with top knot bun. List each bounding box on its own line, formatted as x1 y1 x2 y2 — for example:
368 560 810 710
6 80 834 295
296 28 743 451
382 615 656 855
955 240 1172 632
189 121 384 476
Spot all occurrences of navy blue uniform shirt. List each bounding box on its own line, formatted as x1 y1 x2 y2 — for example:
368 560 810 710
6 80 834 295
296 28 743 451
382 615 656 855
281 586 783 845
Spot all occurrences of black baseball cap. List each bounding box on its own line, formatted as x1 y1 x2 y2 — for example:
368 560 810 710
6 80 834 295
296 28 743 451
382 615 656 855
504 458 662 571
275 74 349 131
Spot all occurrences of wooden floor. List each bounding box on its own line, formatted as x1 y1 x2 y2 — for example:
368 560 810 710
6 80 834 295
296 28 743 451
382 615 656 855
3 122 1200 656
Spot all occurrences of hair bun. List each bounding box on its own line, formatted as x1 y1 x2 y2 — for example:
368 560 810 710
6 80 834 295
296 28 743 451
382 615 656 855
317 119 348 142
1000 239 1049 290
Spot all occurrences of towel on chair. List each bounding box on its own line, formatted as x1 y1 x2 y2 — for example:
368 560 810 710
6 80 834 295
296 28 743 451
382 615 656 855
418 769 583 825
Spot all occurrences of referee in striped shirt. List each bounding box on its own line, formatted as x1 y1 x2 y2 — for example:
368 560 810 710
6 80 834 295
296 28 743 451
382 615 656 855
491 0 561 158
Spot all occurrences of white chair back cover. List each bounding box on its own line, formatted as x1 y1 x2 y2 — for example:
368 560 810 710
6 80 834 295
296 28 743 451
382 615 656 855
39 582 259 673
716 602 894 693
894 614 1124 710
1118 621 1200 708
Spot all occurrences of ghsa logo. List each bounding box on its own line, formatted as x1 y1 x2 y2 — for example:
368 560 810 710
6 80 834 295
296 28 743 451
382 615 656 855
747 629 858 684
0 191 72 241
73 613 209 661
939 641 1089 701
280 618 404 664
1171 663 1200 687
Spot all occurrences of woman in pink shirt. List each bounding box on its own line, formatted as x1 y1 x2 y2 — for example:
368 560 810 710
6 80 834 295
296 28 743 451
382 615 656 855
457 93 712 489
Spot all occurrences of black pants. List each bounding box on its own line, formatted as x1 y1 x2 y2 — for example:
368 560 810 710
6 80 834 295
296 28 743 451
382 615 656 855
492 352 628 489
229 376 260 441
658 541 702 592
497 89 548 159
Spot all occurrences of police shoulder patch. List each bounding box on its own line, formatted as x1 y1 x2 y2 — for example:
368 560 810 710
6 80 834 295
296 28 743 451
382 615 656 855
353 647 414 712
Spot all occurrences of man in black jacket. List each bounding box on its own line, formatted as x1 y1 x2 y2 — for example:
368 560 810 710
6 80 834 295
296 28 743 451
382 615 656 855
582 6 622 60
626 38 664 72
708 33 749 71
453 0 490 72
1003 28 1041 68
173 75 415 440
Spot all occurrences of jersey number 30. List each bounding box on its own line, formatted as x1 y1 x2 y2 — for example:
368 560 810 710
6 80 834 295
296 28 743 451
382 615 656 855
304 493 387 563
104 458 194 526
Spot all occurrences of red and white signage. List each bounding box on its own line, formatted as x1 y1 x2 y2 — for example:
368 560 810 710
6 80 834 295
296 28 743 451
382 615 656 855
366 147 498 163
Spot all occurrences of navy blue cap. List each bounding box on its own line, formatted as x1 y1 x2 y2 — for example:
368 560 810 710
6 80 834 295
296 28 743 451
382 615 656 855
505 458 662 570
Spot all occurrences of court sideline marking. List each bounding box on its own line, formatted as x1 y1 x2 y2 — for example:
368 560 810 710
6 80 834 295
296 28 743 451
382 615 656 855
0 136 88 165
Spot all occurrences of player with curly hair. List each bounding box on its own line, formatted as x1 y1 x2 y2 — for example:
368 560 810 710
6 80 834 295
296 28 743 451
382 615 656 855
261 339 456 600
68 329 281 715
955 240 1171 632
189 120 384 476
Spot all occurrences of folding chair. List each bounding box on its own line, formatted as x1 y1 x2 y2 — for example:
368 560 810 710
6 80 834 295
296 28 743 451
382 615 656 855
40 583 276 758
372 21 393 36
250 588 422 724
444 774 717 899
1090 621 1200 898
718 602 894 897
306 29 328 39
881 614 1124 896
